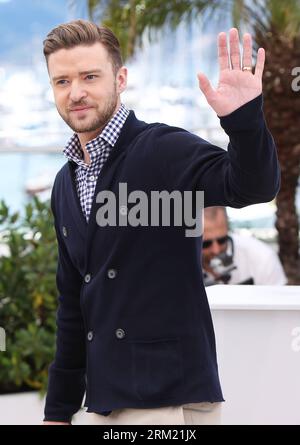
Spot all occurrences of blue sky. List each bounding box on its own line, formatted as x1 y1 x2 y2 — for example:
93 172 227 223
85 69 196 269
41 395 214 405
0 0 71 65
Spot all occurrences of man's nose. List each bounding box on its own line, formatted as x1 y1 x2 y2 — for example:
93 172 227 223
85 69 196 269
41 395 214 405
69 81 87 103
210 240 223 256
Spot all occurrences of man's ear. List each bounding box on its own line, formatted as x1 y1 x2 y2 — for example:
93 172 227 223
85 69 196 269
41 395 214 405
116 66 127 94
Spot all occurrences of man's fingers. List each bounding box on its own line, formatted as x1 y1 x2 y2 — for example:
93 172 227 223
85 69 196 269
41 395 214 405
218 32 229 71
197 73 215 102
255 48 265 78
229 28 241 69
242 33 252 70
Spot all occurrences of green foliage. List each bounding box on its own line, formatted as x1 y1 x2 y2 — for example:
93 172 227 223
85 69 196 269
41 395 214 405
0 197 58 394
89 0 223 59
88 0 300 60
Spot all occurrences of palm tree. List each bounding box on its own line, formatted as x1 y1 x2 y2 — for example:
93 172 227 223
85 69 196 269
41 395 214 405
87 0 300 284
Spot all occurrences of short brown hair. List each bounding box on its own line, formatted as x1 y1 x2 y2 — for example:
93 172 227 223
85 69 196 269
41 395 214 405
43 19 123 74
204 207 229 228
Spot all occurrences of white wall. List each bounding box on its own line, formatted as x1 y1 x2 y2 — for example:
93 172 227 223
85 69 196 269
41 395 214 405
208 285 300 425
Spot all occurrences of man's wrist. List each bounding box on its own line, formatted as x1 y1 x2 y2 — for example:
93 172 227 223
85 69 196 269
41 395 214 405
219 94 263 132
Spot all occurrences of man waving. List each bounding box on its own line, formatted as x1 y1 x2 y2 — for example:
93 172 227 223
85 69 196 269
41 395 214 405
43 20 279 425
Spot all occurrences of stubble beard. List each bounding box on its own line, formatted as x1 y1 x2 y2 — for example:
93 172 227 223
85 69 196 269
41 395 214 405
58 88 119 134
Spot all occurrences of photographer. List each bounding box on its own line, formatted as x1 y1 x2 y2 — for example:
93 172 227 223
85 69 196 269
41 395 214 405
202 207 287 286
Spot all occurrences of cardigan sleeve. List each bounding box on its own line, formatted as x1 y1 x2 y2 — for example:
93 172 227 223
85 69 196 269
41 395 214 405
43 181 86 423
155 94 280 208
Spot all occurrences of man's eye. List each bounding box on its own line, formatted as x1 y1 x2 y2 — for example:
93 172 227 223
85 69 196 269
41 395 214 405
56 80 68 85
86 75 97 80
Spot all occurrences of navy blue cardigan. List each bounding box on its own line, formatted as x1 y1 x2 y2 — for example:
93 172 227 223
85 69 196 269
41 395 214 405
44 95 280 422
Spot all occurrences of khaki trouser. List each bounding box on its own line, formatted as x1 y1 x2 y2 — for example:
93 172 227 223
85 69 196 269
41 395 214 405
85 402 222 425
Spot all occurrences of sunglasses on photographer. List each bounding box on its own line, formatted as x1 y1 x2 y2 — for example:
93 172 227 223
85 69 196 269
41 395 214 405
202 235 229 249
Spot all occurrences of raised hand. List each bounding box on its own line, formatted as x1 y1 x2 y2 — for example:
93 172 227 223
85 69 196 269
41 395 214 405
197 28 265 117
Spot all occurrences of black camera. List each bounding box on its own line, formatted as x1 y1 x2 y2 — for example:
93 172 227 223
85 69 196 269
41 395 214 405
203 236 237 286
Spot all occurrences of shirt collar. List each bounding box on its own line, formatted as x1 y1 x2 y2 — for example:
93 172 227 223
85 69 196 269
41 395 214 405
63 103 129 166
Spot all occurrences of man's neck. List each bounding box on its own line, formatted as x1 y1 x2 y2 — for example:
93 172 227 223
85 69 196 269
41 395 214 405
77 125 105 165
77 101 122 165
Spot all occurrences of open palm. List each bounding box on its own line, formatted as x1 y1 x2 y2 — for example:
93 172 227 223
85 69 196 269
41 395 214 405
198 28 265 117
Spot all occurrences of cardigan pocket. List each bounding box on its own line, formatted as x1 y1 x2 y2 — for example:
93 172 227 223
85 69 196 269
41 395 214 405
130 337 184 402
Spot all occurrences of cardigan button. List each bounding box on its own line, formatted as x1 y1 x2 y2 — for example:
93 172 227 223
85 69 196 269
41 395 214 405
62 226 68 237
115 328 125 340
87 331 93 341
84 273 91 283
107 269 117 279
